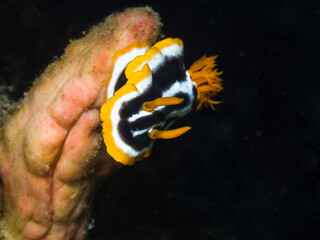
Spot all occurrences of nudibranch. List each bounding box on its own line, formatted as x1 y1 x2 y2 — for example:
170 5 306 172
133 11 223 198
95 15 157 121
100 38 223 165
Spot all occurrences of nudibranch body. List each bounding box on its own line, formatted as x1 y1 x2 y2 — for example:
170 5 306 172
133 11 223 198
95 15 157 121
100 38 223 165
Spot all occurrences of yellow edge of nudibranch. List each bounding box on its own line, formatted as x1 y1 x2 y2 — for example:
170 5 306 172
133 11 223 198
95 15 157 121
187 55 223 111
124 38 183 81
101 63 153 166
153 38 183 50
125 47 162 80
101 83 137 166
104 40 151 89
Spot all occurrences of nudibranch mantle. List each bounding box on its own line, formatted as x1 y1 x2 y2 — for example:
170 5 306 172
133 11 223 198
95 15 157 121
100 38 223 165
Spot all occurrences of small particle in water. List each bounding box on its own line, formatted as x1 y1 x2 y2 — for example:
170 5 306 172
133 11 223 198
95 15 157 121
255 129 262 137
238 51 245 57
52 56 59 61
88 218 95 230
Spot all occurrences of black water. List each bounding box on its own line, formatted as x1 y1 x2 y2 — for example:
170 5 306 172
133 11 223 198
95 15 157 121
0 0 319 239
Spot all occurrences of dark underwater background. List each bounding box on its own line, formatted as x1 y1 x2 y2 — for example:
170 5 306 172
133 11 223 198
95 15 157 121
0 0 319 239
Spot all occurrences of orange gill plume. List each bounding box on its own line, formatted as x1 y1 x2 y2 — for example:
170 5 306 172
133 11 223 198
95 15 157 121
188 55 223 111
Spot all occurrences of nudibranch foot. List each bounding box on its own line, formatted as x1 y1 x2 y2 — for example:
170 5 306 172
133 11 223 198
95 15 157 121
100 38 223 165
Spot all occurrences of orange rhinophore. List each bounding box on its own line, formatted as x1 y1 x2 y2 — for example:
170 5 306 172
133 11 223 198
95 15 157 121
100 38 223 165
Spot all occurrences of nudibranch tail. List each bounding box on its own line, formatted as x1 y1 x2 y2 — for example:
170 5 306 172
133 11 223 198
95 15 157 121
100 37 222 165
187 55 223 111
